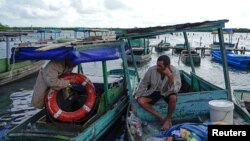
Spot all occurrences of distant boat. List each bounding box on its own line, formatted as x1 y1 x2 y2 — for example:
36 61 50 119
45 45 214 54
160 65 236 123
211 28 234 49
0 32 44 87
211 49 250 70
180 49 201 66
173 43 186 54
210 42 235 49
0 60 44 87
155 41 171 52
126 39 152 64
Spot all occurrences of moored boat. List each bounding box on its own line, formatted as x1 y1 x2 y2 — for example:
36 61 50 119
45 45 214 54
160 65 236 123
0 32 45 87
126 39 152 64
211 49 250 70
180 49 201 66
4 40 138 141
173 43 186 54
116 19 250 141
154 40 171 52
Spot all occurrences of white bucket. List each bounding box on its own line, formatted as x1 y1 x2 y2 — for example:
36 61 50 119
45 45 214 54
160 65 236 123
208 100 234 124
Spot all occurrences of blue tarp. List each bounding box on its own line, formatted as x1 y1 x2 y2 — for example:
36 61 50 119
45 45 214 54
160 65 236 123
72 46 120 64
11 45 121 64
11 47 74 61
161 123 208 141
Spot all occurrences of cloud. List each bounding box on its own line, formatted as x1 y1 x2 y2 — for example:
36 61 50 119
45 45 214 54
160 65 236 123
70 0 105 14
0 0 249 28
103 0 128 10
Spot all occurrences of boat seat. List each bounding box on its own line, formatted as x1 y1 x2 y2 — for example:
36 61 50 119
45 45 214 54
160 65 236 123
87 75 124 94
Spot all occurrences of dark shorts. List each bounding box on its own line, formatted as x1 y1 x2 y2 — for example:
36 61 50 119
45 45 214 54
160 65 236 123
143 91 177 105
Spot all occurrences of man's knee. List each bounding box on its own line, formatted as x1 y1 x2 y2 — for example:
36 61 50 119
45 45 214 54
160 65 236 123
137 97 150 105
137 97 144 105
168 94 177 103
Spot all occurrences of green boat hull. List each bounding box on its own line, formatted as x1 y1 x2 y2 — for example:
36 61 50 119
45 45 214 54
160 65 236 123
0 59 45 86
5 69 138 141
126 71 250 141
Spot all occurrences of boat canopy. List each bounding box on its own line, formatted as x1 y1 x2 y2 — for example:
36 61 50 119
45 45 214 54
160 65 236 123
117 20 228 39
37 29 61 33
11 41 122 64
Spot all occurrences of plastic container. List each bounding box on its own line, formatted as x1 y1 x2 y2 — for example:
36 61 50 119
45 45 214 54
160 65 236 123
208 100 234 124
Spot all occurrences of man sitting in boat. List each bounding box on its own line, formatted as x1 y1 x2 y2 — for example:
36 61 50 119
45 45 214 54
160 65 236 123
31 59 81 109
135 55 181 131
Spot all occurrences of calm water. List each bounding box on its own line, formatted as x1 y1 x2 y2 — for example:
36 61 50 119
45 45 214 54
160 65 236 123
0 32 250 140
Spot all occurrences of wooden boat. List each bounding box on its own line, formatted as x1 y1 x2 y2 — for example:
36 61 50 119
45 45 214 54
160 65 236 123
4 40 138 141
233 89 250 114
0 60 45 86
155 41 171 52
126 71 250 141
0 32 45 87
210 28 234 49
180 49 201 66
210 42 235 49
126 39 152 64
211 49 250 70
116 19 250 141
74 28 116 41
173 43 186 54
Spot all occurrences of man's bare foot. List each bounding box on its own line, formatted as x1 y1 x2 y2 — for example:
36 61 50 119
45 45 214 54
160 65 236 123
158 117 165 124
161 118 172 131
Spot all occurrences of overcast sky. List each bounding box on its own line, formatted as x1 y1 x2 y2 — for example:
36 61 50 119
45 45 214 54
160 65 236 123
0 0 249 28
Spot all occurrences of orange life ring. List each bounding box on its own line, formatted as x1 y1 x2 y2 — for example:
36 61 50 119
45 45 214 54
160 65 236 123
45 73 96 122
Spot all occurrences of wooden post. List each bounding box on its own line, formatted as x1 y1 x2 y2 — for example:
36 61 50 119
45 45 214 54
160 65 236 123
183 32 195 73
128 39 140 82
102 61 109 110
74 31 77 39
143 38 146 55
218 28 232 101
77 64 83 74
6 36 10 71
120 40 132 97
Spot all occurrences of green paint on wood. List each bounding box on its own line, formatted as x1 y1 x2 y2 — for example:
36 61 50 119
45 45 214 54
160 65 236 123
0 58 7 73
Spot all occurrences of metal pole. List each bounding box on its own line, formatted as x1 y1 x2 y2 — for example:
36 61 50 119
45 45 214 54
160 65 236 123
128 39 140 82
77 64 83 74
218 28 232 101
6 36 10 70
143 38 146 55
183 32 195 73
102 61 109 110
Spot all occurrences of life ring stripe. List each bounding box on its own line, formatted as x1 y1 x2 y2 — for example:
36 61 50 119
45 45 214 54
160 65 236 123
53 109 62 119
83 105 91 112
82 78 89 86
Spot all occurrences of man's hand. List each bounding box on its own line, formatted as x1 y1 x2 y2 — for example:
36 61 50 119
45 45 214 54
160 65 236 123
163 67 174 87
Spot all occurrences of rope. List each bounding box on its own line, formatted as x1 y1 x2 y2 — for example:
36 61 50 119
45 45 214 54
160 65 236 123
9 47 18 78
